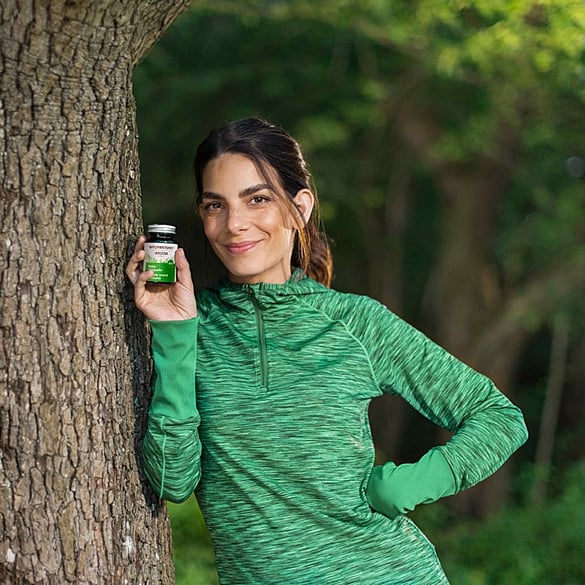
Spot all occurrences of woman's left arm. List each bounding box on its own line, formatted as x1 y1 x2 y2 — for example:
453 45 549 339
361 299 529 519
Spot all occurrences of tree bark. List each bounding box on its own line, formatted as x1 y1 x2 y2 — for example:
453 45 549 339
0 1 190 583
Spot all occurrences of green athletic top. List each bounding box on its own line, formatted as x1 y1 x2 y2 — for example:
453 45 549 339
142 271 528 585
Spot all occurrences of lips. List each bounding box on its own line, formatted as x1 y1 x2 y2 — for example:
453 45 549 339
224 241 259 254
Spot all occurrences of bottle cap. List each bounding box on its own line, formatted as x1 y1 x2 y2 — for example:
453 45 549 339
147 224 176 234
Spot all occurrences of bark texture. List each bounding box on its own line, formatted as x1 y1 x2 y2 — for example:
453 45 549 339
0 1 190 583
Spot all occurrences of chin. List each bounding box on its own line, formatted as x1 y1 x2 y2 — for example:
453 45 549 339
225 266 259 283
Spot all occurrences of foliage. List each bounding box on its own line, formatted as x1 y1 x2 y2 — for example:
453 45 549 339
135 0 585 299
133 5 402 289
134 0 585 522
167 497 219 585
435 459 585 584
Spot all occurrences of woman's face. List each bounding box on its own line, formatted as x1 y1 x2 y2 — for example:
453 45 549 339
200 153 313 284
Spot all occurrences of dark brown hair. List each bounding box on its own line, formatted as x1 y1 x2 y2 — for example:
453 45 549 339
194 118 333 286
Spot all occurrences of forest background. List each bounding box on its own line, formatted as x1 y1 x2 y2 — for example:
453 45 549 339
133 1 585 584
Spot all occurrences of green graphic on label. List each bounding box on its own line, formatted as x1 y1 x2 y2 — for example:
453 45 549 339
144 243 178 283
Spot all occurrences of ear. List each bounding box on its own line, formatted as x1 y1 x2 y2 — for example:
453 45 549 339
293 189 315 226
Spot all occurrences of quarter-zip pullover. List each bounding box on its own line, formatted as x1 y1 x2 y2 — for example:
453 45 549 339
142 271 528 584
249 291 269 389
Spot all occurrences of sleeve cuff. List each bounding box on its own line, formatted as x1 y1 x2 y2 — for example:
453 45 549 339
149 318 198 419
366 448 457 519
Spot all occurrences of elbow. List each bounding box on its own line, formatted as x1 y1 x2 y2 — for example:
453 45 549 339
507 404 529 454
517 412 529 449
142 441 202 503
145 468 201 504
141 425 203 503
165 470 201 503
161 485 197 504
485 391 530 454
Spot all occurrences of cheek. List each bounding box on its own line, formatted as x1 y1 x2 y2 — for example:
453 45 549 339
202 217 217 239
265 207 296 233
266 215 295 243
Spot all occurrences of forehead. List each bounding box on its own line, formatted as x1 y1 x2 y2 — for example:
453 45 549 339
202 153 275 194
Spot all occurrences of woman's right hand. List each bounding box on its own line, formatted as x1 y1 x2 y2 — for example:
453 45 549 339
126 236 198 321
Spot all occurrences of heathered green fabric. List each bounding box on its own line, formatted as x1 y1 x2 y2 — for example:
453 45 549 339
142 271 528 585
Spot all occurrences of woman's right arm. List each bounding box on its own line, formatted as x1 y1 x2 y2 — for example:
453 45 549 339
142 319 202 503
126 237 202 502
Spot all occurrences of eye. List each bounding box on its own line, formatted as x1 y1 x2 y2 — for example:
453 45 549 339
250 195 271 205
203 201 223 211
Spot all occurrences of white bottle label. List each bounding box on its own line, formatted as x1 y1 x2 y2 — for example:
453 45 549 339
143 242 178 283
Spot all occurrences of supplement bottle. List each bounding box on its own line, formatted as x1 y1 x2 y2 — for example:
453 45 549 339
143 224 178 284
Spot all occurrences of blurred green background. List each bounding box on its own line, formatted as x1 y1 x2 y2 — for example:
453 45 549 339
133 1 585 583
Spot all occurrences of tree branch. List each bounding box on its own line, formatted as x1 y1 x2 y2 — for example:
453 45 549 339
131 0 192 64
474 250 585 367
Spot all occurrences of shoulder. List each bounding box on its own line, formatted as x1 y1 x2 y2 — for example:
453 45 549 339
195 287 219 319
308 287 400 331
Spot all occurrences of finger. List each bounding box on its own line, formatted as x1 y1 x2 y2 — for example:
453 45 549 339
175 247 188 270
133 235 147 254
134 269 153 300
129 237 146 267
126 237 147 282
138 268 153 280
175 248 194 289
126 261 138 282
126 256 144 283
126 251 144 277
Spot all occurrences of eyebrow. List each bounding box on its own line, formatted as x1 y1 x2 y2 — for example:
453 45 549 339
201 183 273 200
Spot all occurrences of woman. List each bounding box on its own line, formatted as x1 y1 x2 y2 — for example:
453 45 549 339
126 118 528 584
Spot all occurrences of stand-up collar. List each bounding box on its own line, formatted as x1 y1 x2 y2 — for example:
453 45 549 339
210 269 329 311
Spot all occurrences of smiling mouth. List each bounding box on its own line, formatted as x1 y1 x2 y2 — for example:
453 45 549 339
224 241 259 254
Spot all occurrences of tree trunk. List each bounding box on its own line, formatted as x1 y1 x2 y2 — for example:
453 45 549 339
0 1 190 583
530 314 569 505
355 123 413 462
395 102 527 518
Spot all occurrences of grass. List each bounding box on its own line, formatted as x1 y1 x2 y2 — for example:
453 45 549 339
167 496 219 585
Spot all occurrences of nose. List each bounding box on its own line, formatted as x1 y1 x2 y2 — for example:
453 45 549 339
225 206 248 233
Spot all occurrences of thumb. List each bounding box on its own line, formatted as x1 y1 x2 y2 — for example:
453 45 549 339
175 248 194 288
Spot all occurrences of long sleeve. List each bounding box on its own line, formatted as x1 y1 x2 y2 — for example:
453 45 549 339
141 318 202 503
361 299 528 517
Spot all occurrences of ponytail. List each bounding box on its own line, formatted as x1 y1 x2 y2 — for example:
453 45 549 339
293 214 333 287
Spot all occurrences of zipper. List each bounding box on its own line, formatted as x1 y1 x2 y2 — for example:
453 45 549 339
249 293 269 389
